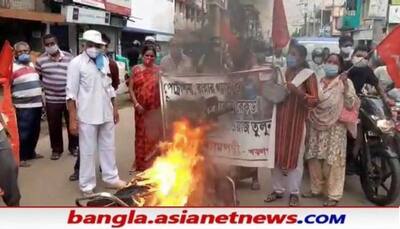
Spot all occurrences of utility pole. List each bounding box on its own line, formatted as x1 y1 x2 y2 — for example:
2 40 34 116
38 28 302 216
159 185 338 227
298 0 309 36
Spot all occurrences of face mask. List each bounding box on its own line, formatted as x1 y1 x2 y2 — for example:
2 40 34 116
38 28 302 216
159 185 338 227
17 53 31 64
286 55 297 68
45 44 59 55
313 57 323 65
86 47 100 59
352 57 368 68
143 56 155 66
341 47 353 55
323 64 339 78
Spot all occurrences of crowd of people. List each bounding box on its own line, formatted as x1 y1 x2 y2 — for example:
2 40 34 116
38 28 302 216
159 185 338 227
0 30 395 207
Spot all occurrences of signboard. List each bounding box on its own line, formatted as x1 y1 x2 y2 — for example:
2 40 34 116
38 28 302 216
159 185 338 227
127 0 174 35
63 5 110 26
72 0 105 9
393 0 400 5
0 0 35 10
389 5 400 24
160 69 276 168
368 0 389 18
338 0 362 30
105 0 131 16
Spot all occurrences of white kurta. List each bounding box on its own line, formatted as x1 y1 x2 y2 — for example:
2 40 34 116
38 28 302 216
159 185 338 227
66 52 120 192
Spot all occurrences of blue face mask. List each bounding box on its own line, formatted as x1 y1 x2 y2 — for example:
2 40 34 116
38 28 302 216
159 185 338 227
17 53 31 64
286 55 297 68
323 64 339 78
95 54 105 71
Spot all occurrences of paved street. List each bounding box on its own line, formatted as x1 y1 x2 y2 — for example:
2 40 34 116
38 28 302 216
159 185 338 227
8 95 400 207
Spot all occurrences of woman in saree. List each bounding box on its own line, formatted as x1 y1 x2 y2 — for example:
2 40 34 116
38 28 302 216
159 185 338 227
129 45 161 173
303 53 358 206
264 44 319 206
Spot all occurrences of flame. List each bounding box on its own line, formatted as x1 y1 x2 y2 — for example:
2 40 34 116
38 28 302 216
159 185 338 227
138 119 207 206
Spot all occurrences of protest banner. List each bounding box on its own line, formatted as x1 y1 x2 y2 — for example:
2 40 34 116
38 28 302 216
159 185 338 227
160 68 276 168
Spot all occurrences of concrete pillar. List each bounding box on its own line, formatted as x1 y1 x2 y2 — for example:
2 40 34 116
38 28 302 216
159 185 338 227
208 4 221 37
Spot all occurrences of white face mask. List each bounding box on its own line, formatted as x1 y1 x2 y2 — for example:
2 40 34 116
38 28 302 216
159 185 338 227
341 47 353 55
45 44 59 55
352 56 368 68
86 47 99 58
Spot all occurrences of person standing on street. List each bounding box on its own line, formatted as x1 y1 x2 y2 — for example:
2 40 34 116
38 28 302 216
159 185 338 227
0 84 21 206
264 44 319 206
126 40 141 69
129 45 162 173
160 38 193 75
35 34 79 160
12 41 44 167
339 36 354 70
304 54 359 206
66 30 126 196
310 48 325 80
68 33 121 182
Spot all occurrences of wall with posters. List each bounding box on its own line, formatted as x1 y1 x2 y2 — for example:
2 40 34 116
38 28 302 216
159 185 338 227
126 0 175 35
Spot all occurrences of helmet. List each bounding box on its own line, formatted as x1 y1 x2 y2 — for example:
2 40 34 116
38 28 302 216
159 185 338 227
312 48 324 59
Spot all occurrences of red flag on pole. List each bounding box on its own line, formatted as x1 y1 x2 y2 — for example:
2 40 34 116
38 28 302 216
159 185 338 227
272 0 290 49
376 26 400 87
0 40 20 164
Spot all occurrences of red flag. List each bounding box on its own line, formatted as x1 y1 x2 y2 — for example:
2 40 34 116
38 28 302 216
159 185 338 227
272 0 290 49
0 41 20 164
220 16 239 50
377 26 400 87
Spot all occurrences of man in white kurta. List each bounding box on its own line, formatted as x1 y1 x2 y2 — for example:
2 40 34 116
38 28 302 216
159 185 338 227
66 30 125 195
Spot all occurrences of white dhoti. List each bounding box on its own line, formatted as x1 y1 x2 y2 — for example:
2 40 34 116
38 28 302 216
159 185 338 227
271 127 306 195
79 121 120 192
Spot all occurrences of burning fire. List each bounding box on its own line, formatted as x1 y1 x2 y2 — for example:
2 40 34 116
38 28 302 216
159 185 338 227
134 120 208 206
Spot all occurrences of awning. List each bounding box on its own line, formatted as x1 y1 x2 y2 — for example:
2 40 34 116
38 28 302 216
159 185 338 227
0 8 65 23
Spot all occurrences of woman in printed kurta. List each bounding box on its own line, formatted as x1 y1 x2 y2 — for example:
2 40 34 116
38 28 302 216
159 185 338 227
264 44 319 206
304 54 358 206
129 45 161 172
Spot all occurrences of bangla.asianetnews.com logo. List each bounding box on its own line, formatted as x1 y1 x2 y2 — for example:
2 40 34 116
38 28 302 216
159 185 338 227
67 209 346 228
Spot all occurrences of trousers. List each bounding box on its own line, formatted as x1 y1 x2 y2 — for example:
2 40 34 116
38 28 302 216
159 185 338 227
78 121 120 192
16 107 41 161
271 127 306 195
0 130 21 206
46 103 79 154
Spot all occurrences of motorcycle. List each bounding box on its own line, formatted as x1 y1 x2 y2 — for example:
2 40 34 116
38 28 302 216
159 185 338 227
350 93 400 206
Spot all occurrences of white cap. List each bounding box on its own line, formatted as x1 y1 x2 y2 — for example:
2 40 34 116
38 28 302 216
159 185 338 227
82 30 106 45
133 40 141 46
145 36 156 42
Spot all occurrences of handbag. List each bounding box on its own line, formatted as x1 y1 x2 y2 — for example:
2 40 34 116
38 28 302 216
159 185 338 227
339 105 359 124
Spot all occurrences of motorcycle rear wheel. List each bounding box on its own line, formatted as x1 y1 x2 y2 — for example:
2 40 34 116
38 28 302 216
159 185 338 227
360 148 400 206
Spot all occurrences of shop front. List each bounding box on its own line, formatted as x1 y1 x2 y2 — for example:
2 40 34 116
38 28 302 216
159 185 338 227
62 4 125 56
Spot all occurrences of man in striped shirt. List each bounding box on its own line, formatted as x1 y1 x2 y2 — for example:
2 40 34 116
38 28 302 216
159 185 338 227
35 34 79 161
12 41 44 167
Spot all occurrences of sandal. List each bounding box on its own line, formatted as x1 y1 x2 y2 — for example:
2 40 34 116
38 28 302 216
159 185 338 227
264 191 283 203
323 199 339 207
69 171 79 181
289 194 300 207
50 153 61 161
34 154 44 159
19 160 31 168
